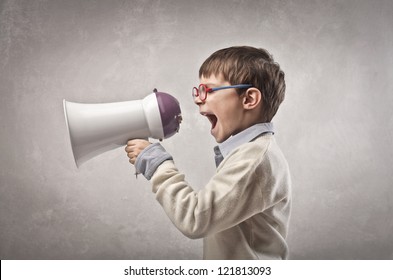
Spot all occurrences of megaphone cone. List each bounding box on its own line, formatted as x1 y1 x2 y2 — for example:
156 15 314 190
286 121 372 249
63 90 182 167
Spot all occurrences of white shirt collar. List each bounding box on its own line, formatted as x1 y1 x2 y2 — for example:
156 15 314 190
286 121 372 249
216 122 274 158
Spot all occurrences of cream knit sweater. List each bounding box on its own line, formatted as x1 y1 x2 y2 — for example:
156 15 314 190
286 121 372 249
150 134 291 259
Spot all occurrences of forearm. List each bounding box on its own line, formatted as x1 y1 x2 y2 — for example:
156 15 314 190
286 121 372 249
151 160 213 239
151 159 266 239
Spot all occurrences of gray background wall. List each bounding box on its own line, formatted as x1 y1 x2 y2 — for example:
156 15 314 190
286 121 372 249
1 0 392 260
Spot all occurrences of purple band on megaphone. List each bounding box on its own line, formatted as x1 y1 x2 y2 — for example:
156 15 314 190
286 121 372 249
155 91 182 138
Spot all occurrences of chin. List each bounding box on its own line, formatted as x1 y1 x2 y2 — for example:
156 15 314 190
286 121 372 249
213 134 230 144
211 126 232 143
212 135 223 143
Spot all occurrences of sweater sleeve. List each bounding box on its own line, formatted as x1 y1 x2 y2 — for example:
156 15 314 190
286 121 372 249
150 140 278 239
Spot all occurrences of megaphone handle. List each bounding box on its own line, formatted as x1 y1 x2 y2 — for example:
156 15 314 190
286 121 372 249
128 137 150 179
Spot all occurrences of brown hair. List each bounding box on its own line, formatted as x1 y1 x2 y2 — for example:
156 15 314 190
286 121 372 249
199 46 286 122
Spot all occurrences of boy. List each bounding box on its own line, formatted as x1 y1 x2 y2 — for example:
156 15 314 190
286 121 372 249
125 46 291 259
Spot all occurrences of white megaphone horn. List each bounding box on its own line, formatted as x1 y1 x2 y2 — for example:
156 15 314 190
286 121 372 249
63 89 182 167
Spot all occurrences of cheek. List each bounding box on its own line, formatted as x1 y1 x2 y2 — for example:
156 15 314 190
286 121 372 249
214 96 239 112
209 94 244 124
217 107 242 129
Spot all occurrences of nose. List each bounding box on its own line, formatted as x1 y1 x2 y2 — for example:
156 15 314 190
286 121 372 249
193 94 204 105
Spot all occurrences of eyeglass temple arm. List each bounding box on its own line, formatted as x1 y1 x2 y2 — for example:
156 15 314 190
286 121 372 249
211 84 253 90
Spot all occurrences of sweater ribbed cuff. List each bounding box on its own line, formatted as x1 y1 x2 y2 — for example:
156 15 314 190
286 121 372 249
135 143 173 180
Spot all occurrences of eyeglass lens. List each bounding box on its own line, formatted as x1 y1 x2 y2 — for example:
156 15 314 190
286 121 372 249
192 85 207 100
199 85 207 100
192 87 198 98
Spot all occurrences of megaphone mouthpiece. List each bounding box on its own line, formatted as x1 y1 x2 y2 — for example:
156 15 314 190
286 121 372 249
155 91 182 138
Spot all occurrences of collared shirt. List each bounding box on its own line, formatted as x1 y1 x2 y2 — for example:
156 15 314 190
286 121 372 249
214 123 274 167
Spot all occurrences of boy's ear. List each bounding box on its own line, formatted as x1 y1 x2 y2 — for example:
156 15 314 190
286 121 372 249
242 88 263 110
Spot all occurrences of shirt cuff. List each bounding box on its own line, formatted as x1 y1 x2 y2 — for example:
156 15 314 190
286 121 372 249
135 142 173 180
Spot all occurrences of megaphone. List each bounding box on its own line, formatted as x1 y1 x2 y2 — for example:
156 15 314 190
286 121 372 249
63 89 182 167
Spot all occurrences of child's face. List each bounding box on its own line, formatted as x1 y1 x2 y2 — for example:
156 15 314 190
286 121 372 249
195 74 247 143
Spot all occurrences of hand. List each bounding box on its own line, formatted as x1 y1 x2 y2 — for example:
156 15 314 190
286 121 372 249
125 139 151 165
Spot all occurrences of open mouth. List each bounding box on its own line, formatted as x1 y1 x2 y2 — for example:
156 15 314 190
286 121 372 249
201 113 218 130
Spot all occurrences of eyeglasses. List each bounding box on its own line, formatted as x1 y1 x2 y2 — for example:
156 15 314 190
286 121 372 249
192 84 253 101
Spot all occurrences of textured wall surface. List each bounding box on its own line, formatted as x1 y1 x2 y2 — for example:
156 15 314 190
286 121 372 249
1 0 392 259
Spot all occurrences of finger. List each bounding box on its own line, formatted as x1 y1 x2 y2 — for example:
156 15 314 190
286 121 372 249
127 139 145 146
125 142 140 152
125 145 133 152
129 156 137 165
126 139 136 146
127 150 140 161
